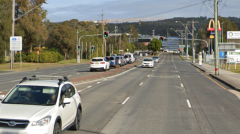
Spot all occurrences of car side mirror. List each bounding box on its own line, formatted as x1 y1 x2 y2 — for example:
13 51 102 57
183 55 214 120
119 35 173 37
63 98 71 105
0 95 5 101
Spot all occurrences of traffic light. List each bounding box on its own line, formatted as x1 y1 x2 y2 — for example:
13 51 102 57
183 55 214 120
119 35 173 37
91 46 95 51
77 45 81 50
160 37 164 42
104 31 109 37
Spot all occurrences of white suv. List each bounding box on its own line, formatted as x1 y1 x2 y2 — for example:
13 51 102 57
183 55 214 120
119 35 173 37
90 57 110 72
0 75 82 134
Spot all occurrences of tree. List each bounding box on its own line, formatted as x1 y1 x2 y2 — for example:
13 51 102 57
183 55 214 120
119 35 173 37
15 0 48 53
0 0 11 63
148 38 162 52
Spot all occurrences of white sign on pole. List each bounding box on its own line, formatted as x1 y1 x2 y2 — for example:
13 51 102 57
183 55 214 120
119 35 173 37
199 52 202 67
10 36 22 51
227 31 240 39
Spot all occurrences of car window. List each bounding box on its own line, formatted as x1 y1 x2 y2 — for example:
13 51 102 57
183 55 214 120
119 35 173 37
106 57 114 60
64 84 75 98
59 85 67 105
2 86 59 105
92 59 103 61
143 59 152 61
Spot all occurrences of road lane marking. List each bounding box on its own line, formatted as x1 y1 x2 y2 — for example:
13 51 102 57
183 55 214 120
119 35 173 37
147 75 150 77
122 97 130 105
78 90 82 92
140 82 143 86
152 70 154 71
181 83 184 87
186 100 192 108
198 71 227 91
11 79 21 82
178 75 180 78
68 75 72 77
87 86 92 88
97 82 101 84
77 73 80 75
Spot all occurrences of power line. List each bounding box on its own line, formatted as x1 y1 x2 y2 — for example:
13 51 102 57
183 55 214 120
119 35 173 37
126 2 204 19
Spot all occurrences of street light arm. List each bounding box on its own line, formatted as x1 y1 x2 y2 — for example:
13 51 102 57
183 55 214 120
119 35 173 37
177 21 193 36
201 0 214 15
170 28 181 37
78 24 97 33
15 3 43 21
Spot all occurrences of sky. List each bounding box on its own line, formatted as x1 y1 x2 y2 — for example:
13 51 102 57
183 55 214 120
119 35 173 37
42 0 240 22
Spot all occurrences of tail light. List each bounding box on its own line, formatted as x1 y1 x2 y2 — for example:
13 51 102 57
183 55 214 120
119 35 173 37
90 62 94 64
113 60 115 62
118 60 121 62
100 62 105 64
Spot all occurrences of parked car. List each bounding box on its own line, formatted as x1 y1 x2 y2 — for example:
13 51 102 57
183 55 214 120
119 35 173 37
90 57 110 71
116 56 125 67
124 55 130 64
0 75 82 134
111 54 117 56
152 56 159 63
105 56 119 68
125 53 136 63
142 58 154 68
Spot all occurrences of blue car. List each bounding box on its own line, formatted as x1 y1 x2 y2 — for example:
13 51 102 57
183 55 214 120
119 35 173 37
106 56 119 68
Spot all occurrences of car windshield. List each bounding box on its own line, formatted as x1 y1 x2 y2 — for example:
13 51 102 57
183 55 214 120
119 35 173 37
153 57 158 59
106 57 114 60
143 59 152 61
124 56 129 58
92 59 103 61
2 86 59 105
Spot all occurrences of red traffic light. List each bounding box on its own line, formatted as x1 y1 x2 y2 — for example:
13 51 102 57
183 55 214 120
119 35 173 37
160 37 164 42
104 31 109 37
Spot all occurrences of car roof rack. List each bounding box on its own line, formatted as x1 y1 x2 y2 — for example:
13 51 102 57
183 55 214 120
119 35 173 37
19 75 70 85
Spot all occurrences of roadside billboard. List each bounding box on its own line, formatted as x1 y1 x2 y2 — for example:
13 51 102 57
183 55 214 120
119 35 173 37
227 31 240 39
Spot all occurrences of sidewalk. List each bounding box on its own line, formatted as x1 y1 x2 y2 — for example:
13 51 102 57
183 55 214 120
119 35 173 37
191 62 240 91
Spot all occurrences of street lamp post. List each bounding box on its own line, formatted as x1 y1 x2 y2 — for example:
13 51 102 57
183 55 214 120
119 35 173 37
11 1 47 70
222 22 224 43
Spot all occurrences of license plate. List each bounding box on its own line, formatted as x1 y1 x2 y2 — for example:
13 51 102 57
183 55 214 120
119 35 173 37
95 63 99 64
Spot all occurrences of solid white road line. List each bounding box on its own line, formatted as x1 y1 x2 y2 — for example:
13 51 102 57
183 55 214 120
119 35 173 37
11 79 21 82
87 86 92 88
186 100 192 108
122 97 130 105
140 82 143 86
181 83 184 87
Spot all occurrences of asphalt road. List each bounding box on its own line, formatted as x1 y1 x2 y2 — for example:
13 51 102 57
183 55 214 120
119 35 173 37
67 53 240 134
0 55 142 93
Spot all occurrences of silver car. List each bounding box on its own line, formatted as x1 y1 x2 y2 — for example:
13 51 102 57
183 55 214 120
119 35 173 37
152 56 159 63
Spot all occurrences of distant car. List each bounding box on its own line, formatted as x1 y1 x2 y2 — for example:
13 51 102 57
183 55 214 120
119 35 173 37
111 54 117 56
152 56 159 63
124 55 130 64
90 57 110 71
142 58 154 68
105 56 119 68
173 50 179 54
125 53 135 63
116 56 126 67
0 75 82 134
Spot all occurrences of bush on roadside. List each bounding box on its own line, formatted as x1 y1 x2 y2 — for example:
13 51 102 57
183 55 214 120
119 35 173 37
153 52 158 55
14 51 64 63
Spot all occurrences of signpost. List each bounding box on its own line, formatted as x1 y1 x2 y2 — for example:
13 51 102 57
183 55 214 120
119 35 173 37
199 52 202 67
10 36 22 70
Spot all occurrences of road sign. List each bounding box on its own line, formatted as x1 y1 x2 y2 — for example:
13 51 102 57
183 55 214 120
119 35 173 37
10 36 22 51
210 35 214 39
227 31 240 39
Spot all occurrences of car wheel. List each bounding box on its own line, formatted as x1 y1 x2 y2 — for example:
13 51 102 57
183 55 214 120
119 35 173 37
90 69 92 72
71 109 82 131
53 122 61 134
104 66 107 71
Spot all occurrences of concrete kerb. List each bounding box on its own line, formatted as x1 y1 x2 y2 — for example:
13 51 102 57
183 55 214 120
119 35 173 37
190 63 206 73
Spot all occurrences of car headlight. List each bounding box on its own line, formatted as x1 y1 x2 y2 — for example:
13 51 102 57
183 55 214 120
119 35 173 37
32 116 51 126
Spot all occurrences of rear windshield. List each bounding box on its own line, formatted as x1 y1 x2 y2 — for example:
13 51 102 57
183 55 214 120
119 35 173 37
116 57 120 59
143 59 152 61
127 55 132 57
124 55 129 58
92 59 103 61
106 57 114 60
153 57 158 59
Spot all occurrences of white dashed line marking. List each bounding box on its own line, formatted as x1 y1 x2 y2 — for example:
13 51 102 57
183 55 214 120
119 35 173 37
97 82 101 84
78 90 82 92
140 82 143 86
178 75 180 78
87 86 92 88
122 97 130 105
11 79 21 82
77 73 80 75
68 75 72 77
181 83 184 87
147 75 150 77
186 100 192 108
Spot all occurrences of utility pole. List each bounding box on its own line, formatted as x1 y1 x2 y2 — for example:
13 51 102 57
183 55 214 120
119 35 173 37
115 25 118 52
102 10 105 57
214 0 219 75
97 44 98 57
90 42 91 60
81 42 83 61
76 29 79 63
186 24 188 60
11 0 15 70
188 20 199 63
86 42 87 60
167 31 169 51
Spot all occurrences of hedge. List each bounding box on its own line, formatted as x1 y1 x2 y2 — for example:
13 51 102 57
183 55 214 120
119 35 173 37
14 51 64 63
